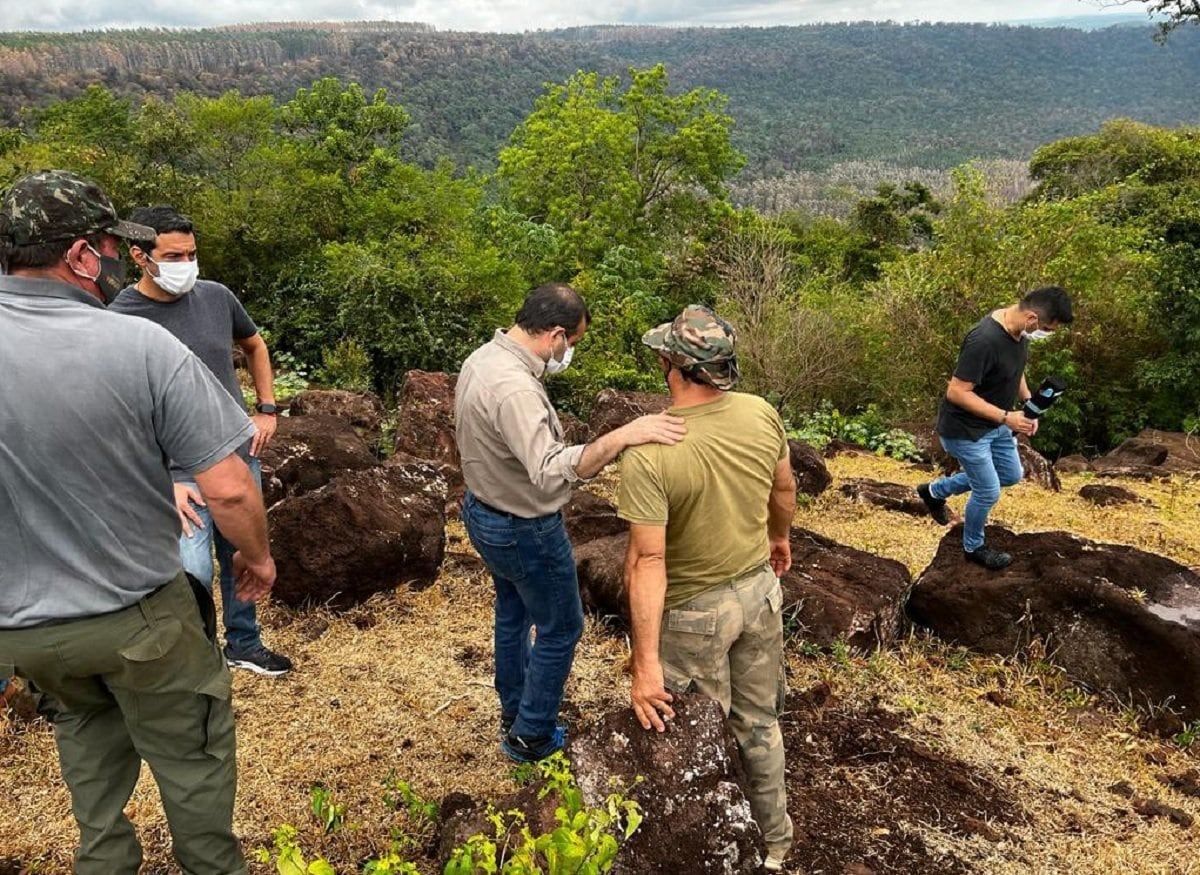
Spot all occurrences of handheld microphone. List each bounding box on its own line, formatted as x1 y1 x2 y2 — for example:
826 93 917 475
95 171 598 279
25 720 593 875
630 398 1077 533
1023 375 1067 420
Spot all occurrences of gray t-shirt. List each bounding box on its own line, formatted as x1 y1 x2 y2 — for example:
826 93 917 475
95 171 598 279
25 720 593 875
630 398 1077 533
0 276 256 628
110 279 258 479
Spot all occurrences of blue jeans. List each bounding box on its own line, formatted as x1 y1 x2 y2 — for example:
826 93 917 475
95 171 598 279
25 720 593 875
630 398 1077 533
930 426 1024 552
462 491 584 738
178 456 262 653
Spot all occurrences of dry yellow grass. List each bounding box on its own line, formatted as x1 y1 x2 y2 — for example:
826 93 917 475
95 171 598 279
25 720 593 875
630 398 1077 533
1 457 1198 873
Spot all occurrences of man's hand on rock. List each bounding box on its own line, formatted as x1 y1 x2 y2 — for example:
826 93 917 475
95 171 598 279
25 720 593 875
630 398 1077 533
632 661 676 733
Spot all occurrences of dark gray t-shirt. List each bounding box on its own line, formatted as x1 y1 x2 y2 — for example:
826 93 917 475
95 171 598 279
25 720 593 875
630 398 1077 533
0 276 256 628
937 315 1029 441
110 279 258 479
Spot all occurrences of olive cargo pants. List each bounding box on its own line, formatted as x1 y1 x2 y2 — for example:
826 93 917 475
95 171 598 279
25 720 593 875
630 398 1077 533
0 574 245 875
659 565 795 859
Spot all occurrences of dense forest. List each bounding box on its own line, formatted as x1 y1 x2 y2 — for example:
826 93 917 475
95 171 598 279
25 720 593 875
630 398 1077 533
2 21 1200 178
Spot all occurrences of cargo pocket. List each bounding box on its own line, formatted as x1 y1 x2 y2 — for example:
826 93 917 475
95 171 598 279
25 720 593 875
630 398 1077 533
665 608 718 658
197 670 234 761
117 615 184 687
766 581 782 615
661 659 696 695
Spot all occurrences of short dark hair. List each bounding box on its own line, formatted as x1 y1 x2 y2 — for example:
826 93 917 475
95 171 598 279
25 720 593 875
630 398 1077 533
0 231 107 273
127 206 195 254
514 283 590 335
1020 286 1074 325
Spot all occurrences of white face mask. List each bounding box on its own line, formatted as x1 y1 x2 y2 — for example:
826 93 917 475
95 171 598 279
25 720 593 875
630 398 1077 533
544 334 574 375
1022 329 1052 341
149 258 199 296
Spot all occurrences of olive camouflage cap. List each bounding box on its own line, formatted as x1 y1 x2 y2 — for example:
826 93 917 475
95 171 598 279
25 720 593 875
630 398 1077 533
642 304 740 391
0 170 154 247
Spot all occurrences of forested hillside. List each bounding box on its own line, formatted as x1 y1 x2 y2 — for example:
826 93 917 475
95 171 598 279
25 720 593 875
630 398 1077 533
2 21 1199 175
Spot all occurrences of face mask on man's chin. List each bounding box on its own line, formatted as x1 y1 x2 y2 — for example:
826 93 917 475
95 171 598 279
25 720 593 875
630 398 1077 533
544 333 575 375
1021 328 1053 341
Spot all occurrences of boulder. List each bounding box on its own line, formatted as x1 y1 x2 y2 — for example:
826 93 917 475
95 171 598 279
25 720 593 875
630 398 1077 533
563 491 628 545
287 389 385 440
789 439 832 497
574 533 630 622
1092 429 1200 479
781 528 914 651
1017 436 1060 491
839 479 928 517
1080 484 1141 507
268 463 447 607
392 370 459 472
559 411 590 446
1055 454 1091 475
439 693 763 874
908 526 1200 721
257 414 379 507
895 420 958 474
821 438 871 459
587 389 671 442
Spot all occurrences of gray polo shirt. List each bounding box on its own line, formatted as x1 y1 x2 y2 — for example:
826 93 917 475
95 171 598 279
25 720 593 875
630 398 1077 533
110 279 258 480
454 329 585 518
0 275 256 628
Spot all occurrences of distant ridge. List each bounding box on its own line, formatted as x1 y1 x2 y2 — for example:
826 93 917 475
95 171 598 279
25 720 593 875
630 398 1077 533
2 21 1196 178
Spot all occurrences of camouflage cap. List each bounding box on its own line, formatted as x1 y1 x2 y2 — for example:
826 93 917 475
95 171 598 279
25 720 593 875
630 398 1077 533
0 170 154 248
642 304 740 391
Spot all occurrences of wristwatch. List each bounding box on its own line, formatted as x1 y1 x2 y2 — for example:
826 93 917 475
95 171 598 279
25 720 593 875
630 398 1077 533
255 402 279 415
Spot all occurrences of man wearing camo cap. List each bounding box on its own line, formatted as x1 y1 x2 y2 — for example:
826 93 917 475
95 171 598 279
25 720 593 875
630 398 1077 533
0 170 274 874
618 304 798 872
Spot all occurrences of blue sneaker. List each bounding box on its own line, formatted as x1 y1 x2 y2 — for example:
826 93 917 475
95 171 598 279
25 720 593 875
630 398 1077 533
501 724 567 763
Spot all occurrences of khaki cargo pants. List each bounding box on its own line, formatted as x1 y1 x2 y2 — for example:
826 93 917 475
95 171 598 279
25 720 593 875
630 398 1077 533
660 565 794 858
0 574 245 875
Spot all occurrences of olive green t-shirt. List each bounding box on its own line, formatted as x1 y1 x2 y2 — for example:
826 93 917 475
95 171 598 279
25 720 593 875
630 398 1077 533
617 392 788 609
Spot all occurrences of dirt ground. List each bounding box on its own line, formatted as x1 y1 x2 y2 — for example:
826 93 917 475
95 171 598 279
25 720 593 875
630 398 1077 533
1 456 1198 874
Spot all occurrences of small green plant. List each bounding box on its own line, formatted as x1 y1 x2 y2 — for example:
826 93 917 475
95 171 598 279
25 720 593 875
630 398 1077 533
319 338 374 392
310 784 347 835
444 752 643 875
509 762 540 787
944 649 970 672
383 776 439 826
273 350 312 402
830 636 852 669
787 402 922 462
1174 720 1200 750
1128 587 1148 603
1060 686 1091 709
254 825 336 875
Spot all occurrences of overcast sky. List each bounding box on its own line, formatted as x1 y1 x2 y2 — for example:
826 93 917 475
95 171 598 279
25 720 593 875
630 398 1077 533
5 0 1151 33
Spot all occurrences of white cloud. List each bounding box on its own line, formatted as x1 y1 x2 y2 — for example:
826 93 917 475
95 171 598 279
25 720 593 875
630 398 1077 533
2 0 1148 32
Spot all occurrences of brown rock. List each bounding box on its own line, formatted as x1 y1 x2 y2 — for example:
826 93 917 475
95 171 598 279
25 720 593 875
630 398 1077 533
392 370 459 471
268 464 447 607
568 693 764 874
257 414 379 507
287 389 385 439
573 533 629 622
587 389 671 442
563 491 627 545
438 694 763 874
1079 484 1141 507
839 479 928 516
908 526 1200 722
781 528 913 651
895 420 958 474
822 438 871 459
1158 769 1200 798
789 439 832 497
1091 429 1200 479
1017 436 1060 491
1055 454 1091 475
559 411 590 446
1132 797 1194 828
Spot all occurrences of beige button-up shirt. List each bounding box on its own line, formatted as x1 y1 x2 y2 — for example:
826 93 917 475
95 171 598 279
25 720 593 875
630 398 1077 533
455 330 585 518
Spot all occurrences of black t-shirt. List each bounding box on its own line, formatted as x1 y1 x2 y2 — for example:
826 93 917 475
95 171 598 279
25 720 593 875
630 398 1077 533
936 314 1029 441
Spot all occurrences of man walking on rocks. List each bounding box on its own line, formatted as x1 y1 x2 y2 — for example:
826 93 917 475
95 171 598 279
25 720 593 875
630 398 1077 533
917 286 1074 570
455 282 687 763
110 206 291 676
0 170 275 874
619 305 797 872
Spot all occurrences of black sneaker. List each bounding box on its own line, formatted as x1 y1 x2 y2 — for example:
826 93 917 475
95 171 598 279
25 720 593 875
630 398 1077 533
965 545 1012 571
917 483 951 525
500 714 515 741
225 643 293 677
501 724 567 764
